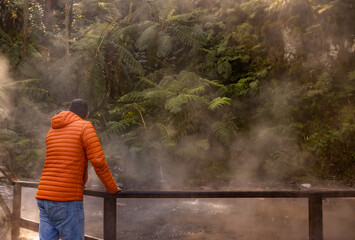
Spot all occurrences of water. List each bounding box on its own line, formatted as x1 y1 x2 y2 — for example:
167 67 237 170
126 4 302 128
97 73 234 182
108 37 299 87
0 185 354 240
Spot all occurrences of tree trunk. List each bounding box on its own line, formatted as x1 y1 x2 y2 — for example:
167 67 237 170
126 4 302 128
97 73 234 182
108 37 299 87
43 0 53 31
69 0 74 37
23 0 29 57
65 0 70 61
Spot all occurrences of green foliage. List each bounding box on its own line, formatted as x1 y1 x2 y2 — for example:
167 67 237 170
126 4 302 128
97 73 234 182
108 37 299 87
212 119 237 145
159 0 179 21
208 97 232 111
156 32 172 58
156 123 176 148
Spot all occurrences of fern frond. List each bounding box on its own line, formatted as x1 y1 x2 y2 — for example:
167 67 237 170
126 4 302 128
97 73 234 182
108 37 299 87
186 85 206 95
159 0 178 21
25 88 51 101
143 89 173 100
1 78 50 101
0 79 41 88
118 91 145 103
191 24 206 44
165 95 186 113
156 123 176 148
170 25 197 47
225 77 258 96
212 120 237 145
137 77 158 87
117 45 144 75
156 31 172 58
165 94 206 113
195 138 210 151
113 21 153 38
205 49 217 68
0 129 19 141
208 97 232 111
100 119 134 141
200 78 225 88
135 24 158 51
79 54 106 107
217 60 232 79
166 9 206 23
131 1 151 22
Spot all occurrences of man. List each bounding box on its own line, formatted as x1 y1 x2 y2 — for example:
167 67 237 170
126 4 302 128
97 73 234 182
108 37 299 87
36 99 121 240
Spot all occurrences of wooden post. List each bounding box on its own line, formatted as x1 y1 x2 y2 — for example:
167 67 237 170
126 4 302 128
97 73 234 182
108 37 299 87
309 195 323 240
104 197 116 240
11 183 22 240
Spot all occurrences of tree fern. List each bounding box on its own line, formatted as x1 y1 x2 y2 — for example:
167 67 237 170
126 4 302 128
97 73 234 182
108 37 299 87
217 60 232 79
223 77 258 97
159 0 179 21
143 88 173 100
136 76 159 88
208 97 232 111
195 138 210 151
117 45 145 75
113 21 154 39
1 79 51 102
170 25 197 47
166 9 207 23
100 118 134 141
186 85 206 95
200 78 225 89
212 119 237 145
164 94 187 113
156 31 172 58
135 24 158 51
79 54 106 108
118 91 145 103
131 1 151 22
156 123 176 148
165 93 206 113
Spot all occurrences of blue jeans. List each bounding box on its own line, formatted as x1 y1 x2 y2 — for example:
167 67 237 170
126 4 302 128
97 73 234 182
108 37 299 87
37 199 84 240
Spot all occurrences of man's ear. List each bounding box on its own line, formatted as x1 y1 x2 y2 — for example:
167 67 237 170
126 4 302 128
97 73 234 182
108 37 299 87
84 112 89 120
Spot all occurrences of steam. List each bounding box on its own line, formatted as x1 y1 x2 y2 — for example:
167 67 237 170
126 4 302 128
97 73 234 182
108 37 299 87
0 56 12 127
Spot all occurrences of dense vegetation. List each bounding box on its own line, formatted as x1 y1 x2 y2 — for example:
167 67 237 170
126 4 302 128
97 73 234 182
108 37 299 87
0 0 354 188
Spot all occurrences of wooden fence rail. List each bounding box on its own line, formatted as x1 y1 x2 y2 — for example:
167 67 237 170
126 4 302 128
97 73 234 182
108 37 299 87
1 168 355 240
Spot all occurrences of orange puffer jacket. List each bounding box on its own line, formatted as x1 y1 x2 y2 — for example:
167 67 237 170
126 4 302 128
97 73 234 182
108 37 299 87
36 111 118 201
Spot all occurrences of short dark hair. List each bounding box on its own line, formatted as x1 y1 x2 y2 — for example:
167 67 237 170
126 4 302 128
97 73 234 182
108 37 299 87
69 99 88 119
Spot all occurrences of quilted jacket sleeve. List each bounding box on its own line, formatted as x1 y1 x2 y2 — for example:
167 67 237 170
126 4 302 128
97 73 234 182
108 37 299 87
82 122 118 193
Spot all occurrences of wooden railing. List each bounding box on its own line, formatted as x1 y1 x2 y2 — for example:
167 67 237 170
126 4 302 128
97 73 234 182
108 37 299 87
1 166 355 240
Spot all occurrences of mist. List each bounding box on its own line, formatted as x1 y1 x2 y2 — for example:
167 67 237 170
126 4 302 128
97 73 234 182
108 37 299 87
0 56 12 128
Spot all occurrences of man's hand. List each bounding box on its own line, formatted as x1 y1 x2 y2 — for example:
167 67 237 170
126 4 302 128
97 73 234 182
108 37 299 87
115 187 122 193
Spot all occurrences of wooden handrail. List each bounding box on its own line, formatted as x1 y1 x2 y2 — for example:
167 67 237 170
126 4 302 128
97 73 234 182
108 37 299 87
14 180 355 198
1 177 355 240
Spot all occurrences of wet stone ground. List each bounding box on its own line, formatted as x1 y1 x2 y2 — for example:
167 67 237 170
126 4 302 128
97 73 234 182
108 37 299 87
0 182 354 240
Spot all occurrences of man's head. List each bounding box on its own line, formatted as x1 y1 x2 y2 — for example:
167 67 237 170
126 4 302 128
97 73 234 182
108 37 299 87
69 99 88 119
